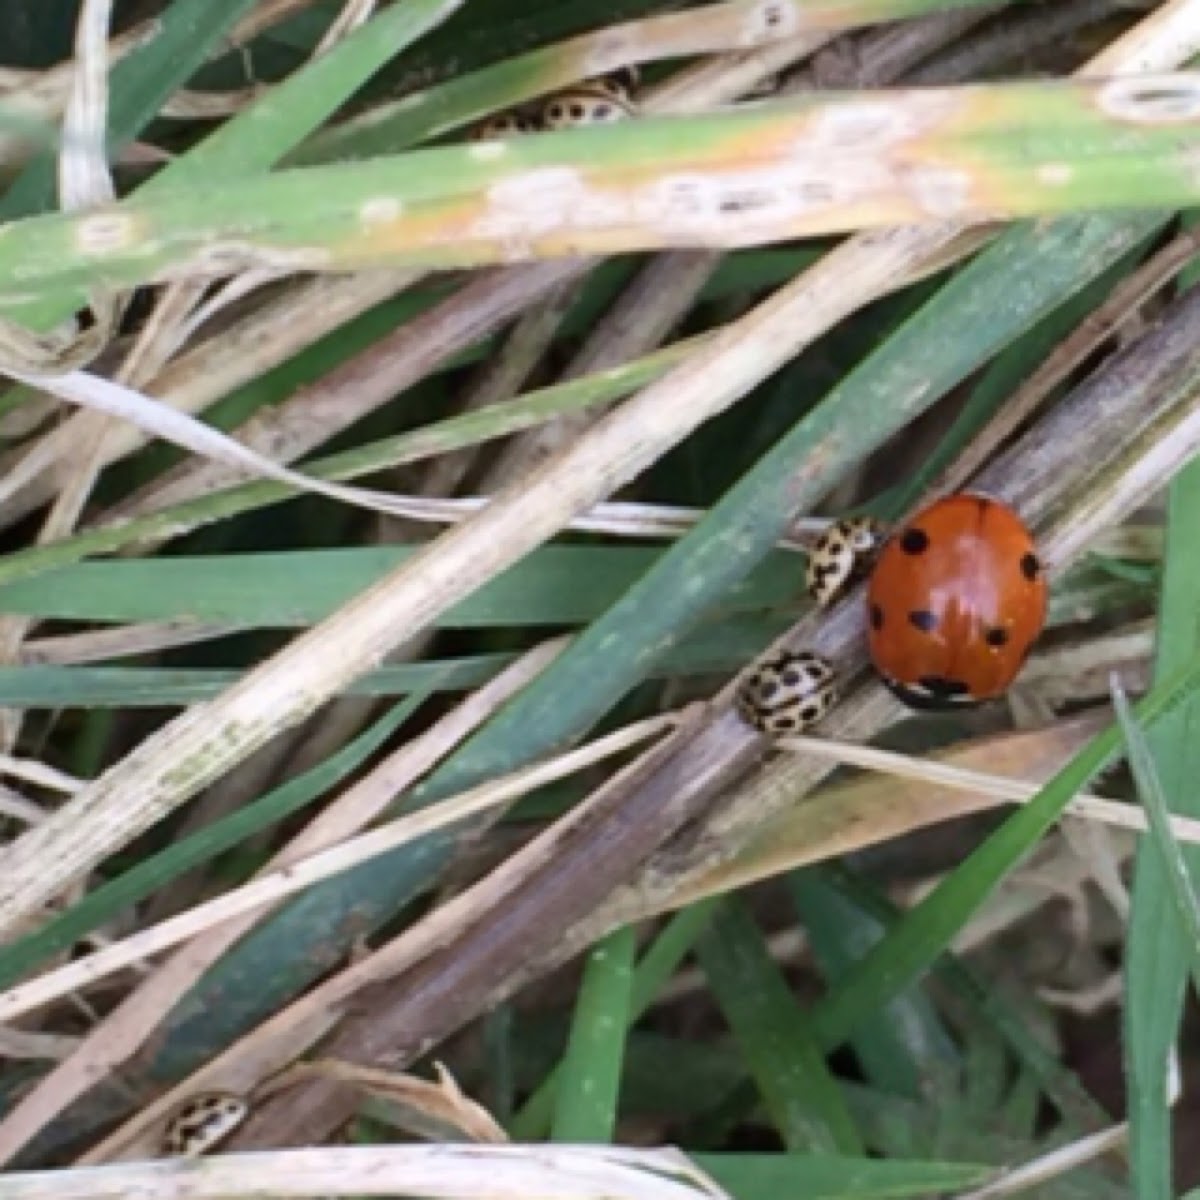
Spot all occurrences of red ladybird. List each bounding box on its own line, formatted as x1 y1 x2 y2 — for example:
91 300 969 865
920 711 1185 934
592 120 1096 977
866 493 1047 708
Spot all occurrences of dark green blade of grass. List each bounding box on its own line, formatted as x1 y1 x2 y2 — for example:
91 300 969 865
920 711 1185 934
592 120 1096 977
952 1022 1008 1150
550 925 637 1142
134 211 1167 1091
788 871 956 1100
0 544 800 627
0 694 424 991
163 0 467 187
0 619 787 708
821 864 1110 1134
0 536 1135 632
0 657 514 707
1000 1071 1043 1142
602 1029 1116 1190
697 897 862 1154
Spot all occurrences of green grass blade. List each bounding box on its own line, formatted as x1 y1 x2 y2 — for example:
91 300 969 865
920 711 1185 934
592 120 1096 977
1113 679 1200 991
170 0 466 184
882 233 1156 515
1125 454 1200 1200
1 80 1193 304
0 658 513 708
0 694 421 990
510 899 718 1140
5 0 464 333
697 897 862 1154
0 543 799 628
550 925 637 1142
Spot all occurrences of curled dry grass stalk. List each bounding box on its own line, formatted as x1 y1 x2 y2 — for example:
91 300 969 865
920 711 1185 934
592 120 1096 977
0 0 1199 1195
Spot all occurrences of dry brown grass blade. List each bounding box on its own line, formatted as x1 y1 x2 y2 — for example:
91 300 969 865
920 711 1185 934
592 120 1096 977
936 225 1200 497
278 1059 508 1144
668 712 1134 907
3 1144 734 1200
484 251 722 488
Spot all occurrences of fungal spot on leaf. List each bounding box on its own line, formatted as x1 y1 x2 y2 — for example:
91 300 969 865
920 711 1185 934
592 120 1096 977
1099 76 1200 124
75 213 137 256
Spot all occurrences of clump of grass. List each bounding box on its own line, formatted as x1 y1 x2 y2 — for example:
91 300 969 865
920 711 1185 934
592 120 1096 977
1 1 1199 1197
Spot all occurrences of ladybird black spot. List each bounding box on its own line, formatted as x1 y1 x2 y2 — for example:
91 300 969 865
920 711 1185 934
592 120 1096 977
1020 551 1041 581
758 679 778 700
985 627 1009 648
781 669 800 686
570 102 585 118
870 604 884 630
799 703 821 723
900 527 929 555
908 609 938 632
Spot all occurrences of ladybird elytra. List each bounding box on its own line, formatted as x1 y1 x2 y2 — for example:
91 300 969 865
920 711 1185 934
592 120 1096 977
736 649 838 735
805 515 888 607
470 110 537 140
865 492 1047 708
540 87 635 128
